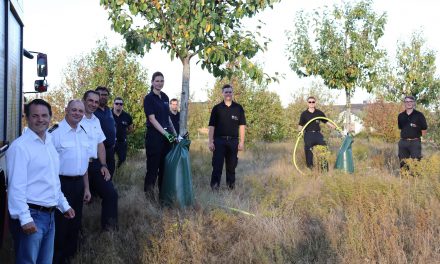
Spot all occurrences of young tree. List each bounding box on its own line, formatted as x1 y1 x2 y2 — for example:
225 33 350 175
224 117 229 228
286 0 387 130
100 0 280 136
385 32 439 106
61 41 150 149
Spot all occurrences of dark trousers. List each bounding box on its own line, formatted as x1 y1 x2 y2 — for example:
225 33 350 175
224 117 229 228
398 139 422 167
115 141 128 167
211 137 239 189
304 131 326 168
54 176 84 264
105 146 116 179
144 128 171 194
88 159 118 230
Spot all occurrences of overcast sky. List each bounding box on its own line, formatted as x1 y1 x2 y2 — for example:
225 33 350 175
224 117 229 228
23 0 440 106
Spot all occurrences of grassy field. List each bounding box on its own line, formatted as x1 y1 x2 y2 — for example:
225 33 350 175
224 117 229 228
2 137 440 263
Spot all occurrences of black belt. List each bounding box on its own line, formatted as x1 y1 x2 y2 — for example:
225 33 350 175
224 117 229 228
219 136 238 140
60 175 82 181
27 203 56 213
401 138 420 141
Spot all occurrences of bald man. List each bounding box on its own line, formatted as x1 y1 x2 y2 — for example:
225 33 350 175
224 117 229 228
50 100 91 263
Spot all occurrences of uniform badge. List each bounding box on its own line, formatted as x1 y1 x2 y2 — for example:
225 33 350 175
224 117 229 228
231 115 238 120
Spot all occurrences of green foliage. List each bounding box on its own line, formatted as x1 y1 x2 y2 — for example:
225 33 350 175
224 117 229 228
363 99 401 142
187 101 210 139
207 77 286 142
286 0 387 128
382 32 439 106
100 0 280 135
62 40 149 149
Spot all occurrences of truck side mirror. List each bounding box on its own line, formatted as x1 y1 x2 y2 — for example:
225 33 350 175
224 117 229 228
34 79 48 93
37 53 48 77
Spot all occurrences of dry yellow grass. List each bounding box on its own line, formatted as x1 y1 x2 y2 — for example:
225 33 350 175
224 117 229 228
2 138 440 263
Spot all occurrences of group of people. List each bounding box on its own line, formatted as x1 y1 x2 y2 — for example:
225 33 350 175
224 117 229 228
6 67 425 263
298 95 428 169
6 88 133 263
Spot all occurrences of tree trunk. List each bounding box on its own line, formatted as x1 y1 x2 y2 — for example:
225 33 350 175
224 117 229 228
179 56 190 137
345 88 352 132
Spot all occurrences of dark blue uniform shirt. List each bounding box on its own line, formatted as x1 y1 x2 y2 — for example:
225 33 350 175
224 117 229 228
209 101 246 138
398 109 427 139
169 111 180 135
94 106 116 148
299 109 327 132
144 91 171 130
113 110 133 142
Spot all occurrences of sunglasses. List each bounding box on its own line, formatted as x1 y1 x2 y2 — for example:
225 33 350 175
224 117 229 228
223 91 233 94
308 101 315 103
114 102 123 105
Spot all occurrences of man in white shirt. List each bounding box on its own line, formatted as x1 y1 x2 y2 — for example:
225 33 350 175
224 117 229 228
80 90 118 230
50 99 91 263
7 99 75 264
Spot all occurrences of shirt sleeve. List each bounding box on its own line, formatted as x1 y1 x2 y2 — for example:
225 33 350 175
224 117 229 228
208 106 217 127
6 144 33 226
397 113 403 129
420 113 428 130
57 190 71 213
298 112 305 126
319 110 328 123
239 106 246 126
95 121 106 144
144 95 154 117
128 114 133 126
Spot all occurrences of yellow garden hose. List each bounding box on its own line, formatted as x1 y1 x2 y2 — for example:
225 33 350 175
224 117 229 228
293 117 342 175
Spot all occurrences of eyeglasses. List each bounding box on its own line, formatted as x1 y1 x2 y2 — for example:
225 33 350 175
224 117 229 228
100 93 109 97
114 102 123 105
308 101 316 104
223 91 233 94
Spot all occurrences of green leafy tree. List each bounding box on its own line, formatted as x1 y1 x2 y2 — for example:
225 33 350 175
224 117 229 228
384 32 439 106
100 0 280 136
61 41 150 149
286 0 387 130
208 77 285 142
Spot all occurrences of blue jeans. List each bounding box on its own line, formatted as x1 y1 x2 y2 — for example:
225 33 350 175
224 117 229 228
10 208 55 264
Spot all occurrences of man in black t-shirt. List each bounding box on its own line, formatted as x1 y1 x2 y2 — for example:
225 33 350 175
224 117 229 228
298 96 337 168
112 97 134 168
397 95 427 168
169 98 180 135
208 84 246 190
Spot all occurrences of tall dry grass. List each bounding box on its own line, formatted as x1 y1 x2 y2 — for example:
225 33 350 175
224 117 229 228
1 138 440 263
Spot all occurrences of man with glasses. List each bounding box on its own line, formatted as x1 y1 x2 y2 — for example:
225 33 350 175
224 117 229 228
112 97 134 168
208 84 246 190
298 96 336 169
398 95 427 168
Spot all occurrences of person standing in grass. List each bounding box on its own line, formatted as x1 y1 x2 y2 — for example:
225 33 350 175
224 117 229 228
7 99 75 264
208 84 246 190
50 99 91 264
397 95 428 168
81 90 118 231
298 96 336 169
112 97 134 168
169 98 180 135
143 72 177 199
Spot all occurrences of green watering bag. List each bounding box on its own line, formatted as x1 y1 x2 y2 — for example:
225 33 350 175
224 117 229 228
335 134 354 173
160 139 195 207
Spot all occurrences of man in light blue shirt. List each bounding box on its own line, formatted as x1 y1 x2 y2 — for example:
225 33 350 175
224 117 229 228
7 99 75 264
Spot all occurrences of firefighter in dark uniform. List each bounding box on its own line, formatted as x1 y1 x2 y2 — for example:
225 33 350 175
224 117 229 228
169 98 180 135
112 97 134 168
398 95 428 168
94 86 117 178
143 72 177 198
298 96 336 168
208 84 246 190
